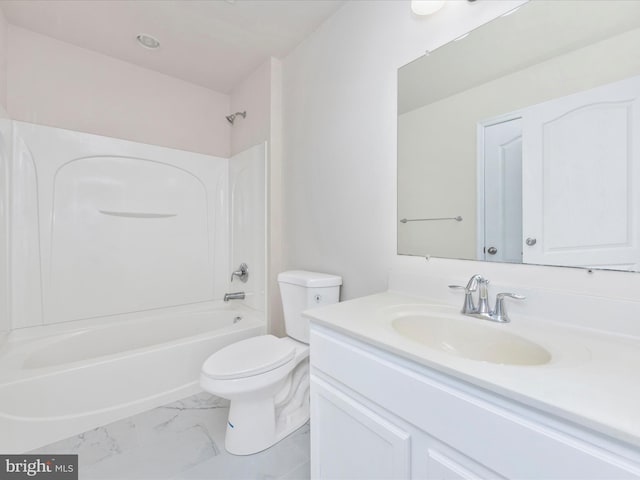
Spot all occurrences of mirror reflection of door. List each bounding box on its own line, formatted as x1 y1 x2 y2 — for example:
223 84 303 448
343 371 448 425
480 118 523 263
522 75 640 270
477 75 640 269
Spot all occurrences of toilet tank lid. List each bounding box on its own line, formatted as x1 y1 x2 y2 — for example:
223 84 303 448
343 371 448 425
278 270 342 287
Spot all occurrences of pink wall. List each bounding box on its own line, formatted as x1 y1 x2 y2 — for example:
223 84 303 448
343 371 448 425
229 59 271 156
7 26 231 157
0 10 7 334
0 8 7 114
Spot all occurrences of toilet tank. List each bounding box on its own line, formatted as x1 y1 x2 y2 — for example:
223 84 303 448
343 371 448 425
278 270 342 343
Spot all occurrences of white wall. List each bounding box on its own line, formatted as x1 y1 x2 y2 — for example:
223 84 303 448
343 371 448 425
7 26 231 157
281 0 523 302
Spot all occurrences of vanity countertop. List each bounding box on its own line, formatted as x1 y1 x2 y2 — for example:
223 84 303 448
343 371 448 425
305 291 640 449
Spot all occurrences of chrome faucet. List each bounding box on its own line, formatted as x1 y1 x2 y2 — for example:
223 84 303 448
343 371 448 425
224 292 245 302
449 274 524 323
231 263 249 283
448 274 483 314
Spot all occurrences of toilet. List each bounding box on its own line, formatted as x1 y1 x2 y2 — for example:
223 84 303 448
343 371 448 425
200 270 342 455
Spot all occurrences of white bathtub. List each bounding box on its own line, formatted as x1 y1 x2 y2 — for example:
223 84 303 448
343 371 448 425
0 303 265 453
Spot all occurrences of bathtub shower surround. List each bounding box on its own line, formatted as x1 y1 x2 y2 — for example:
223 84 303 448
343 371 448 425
229 144 266 313
0 122 267 453
11 121 230 326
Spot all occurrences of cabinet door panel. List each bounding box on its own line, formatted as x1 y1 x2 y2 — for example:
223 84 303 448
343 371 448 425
424 442 506 480
310 375 411 480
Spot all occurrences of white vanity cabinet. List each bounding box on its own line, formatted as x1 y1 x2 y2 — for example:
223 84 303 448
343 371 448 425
309 324 640 480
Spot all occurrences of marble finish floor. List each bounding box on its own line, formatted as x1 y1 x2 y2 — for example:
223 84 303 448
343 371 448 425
32 392 310 480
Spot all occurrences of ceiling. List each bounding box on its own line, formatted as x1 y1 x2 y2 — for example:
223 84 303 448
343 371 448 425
0 0 345 94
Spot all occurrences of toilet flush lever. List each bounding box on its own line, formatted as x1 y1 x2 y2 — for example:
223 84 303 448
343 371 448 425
231 263 249 283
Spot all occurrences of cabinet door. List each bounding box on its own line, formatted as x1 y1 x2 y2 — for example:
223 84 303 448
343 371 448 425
310 375 411 480
423 440 506 480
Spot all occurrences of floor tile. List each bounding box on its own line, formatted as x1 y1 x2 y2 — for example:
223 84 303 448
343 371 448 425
33 392 309 480
278 461 310 480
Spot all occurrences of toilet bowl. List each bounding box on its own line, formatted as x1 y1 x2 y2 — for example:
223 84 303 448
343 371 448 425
200 270 341 455
201 335 310 455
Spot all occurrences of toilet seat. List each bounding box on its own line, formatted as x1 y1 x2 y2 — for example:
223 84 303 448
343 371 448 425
202 335 296 380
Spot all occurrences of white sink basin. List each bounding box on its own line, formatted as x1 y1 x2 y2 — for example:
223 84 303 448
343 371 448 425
392 313 552 366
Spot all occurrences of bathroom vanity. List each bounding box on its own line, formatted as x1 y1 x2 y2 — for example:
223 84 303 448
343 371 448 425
306 1 640 477
306 290 640 479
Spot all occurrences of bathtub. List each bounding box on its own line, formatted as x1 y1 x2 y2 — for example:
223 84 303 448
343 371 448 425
0 303 265 453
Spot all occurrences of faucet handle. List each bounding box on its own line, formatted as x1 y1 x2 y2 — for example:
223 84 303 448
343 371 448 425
448 285 476 314
448 284 471 293
493 292 525 323
496 292 525 301
231 263 249 282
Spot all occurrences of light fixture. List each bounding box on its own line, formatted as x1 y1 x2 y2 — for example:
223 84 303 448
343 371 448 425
411 0 445 16
136 33 160 50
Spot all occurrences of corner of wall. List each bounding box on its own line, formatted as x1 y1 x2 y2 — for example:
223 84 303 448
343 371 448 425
0 7 8 334
227 57 283 334
229 142 267 316
229 59 272 157
268 57 284 336
0 6 8 117
0 119 11 334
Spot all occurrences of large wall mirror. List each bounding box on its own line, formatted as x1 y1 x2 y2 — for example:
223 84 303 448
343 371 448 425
398 1 640 272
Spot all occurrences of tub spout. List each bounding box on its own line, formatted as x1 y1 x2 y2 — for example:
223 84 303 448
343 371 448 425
224 292 245 302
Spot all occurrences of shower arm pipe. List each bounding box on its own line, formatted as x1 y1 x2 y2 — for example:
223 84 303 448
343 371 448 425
226 111 247 124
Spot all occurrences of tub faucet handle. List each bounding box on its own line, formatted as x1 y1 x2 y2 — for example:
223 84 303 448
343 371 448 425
231 263 249 283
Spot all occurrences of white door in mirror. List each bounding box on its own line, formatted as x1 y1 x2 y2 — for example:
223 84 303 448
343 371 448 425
482 117 523 263
522 75 640 270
